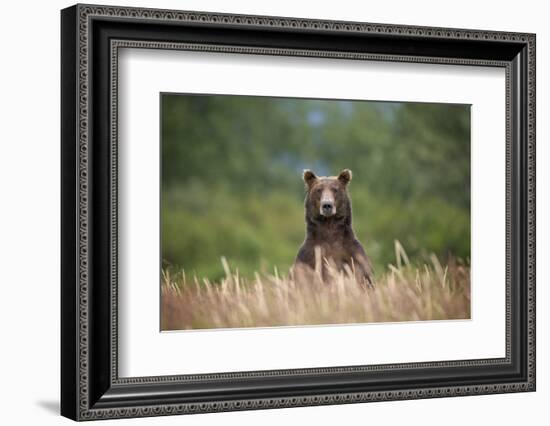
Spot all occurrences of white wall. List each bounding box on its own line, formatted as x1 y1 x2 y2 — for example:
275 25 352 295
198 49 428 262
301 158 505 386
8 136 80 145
0 0 546 424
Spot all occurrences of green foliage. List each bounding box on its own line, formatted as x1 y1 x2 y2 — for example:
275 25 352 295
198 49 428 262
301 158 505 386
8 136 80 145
161 95 470 279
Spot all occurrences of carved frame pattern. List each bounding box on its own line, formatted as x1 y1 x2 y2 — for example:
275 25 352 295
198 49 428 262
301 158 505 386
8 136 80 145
61 4 536 421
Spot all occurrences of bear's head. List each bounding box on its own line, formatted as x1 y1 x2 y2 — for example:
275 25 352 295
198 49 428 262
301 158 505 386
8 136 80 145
303 169 353 221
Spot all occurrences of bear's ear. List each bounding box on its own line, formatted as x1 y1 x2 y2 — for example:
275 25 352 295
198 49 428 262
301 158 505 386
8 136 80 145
303 169 318 189
338 169 352 186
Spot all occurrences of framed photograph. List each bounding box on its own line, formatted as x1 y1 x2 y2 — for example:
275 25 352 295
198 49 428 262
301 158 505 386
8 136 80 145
61 4 536 421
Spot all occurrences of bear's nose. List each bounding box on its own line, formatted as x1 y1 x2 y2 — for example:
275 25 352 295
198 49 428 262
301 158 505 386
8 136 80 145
322 203 333 211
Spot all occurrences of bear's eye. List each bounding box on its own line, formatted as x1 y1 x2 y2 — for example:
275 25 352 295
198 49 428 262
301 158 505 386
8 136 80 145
315 188 323 195
332 187 339 193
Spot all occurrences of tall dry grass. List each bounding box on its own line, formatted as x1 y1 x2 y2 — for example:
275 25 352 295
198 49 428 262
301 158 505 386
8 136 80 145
161 242 470 330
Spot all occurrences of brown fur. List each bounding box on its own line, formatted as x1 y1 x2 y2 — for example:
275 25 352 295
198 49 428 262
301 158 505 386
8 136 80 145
294 169 374 287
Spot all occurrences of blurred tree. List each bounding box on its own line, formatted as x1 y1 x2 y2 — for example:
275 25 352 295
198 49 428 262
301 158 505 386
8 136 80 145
161 94 470 280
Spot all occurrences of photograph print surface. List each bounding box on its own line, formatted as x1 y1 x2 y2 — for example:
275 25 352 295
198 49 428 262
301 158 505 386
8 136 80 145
160 94 471 331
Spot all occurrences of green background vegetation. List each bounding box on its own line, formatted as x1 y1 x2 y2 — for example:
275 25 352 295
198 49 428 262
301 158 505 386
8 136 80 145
162 94 470 280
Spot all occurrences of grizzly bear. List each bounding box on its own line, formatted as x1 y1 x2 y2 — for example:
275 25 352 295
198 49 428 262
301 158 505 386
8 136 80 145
293 169 374 287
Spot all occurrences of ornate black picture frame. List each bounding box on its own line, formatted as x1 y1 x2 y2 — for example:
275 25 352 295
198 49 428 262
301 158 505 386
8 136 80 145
61 4 536 421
